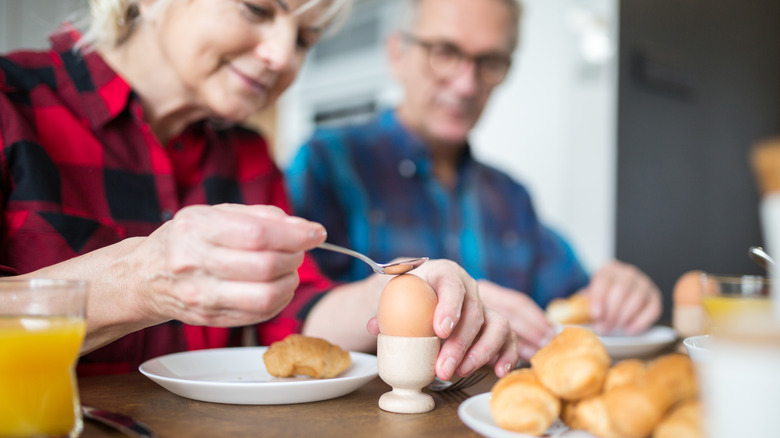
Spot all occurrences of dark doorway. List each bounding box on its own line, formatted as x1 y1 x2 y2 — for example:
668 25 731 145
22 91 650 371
616 0 780 322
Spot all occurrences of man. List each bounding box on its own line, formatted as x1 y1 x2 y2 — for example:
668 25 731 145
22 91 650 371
287 0 662 360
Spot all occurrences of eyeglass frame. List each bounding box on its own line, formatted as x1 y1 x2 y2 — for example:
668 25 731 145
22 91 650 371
401 33 513 86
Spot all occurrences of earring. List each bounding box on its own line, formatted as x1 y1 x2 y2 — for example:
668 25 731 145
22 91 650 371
119 3 140 27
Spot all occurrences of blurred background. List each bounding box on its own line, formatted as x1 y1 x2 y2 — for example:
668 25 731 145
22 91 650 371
1 0 778 322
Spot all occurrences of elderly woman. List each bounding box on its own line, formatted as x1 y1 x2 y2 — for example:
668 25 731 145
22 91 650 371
0 0 518 380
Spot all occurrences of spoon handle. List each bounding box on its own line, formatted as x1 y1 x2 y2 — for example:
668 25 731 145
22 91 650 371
317 242 383 273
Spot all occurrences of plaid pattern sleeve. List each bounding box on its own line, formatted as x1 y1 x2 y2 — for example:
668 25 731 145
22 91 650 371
0 25 332 375
286 108 589 308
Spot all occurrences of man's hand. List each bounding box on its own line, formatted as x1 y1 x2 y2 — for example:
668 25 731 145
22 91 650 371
477 279 555 360
584 260 662 334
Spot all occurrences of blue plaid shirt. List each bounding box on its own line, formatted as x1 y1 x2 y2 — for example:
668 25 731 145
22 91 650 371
286 109 589 307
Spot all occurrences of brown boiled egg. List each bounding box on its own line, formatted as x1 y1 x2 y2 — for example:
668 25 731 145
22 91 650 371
672 270 706 338
377 274 438 337
673 270 705 306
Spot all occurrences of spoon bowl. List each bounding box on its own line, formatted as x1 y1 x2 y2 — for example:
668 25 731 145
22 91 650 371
317 242 428 275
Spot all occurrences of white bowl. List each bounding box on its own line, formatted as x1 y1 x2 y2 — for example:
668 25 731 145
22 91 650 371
683 334 713 362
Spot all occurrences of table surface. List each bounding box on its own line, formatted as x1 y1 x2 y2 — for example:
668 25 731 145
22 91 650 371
79 338 683 438
79 369 495 438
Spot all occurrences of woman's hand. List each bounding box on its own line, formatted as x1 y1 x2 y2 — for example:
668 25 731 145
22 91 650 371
133 203 326 327
367 260 519 380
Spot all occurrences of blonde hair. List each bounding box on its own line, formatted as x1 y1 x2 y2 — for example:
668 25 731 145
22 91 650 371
76 0 141 50
77 0 353 50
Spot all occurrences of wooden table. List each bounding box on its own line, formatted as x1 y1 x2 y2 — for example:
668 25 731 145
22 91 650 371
79 370 496 438
78 336 682 438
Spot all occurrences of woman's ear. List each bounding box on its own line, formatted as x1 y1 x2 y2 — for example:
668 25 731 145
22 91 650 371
136 0 160 16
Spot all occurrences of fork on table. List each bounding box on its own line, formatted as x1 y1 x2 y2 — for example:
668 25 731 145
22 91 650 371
427 371 489 392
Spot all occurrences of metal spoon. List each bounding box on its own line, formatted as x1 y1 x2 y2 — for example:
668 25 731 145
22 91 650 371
317 242 428 275
749 246 776 270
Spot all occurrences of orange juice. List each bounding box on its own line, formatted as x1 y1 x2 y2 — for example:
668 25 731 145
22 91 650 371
0 315 86 437
702 295 771 333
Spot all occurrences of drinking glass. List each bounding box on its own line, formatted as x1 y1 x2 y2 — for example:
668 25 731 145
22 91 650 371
697 274 780 438
700 273 770 334
0 279 88 437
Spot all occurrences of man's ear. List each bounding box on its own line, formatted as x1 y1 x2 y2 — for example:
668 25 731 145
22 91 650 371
385 32 405 81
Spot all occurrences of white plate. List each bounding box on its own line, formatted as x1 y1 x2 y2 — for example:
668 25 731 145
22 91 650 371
139 346 377 405
458 393 595 438
598 326 677 359
553 325 677 359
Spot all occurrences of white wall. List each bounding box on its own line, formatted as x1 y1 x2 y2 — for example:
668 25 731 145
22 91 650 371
275 0 398 163
472 0 618 271
0 0 84 52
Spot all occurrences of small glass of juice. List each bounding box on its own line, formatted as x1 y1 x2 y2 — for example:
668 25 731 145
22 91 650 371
0 279 88 438
697 273 780 438
700 273 770 334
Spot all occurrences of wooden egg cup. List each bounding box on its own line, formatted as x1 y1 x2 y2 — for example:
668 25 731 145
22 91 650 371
377 334 440 414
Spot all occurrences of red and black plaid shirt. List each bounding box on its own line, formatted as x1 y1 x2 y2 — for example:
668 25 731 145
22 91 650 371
0 25 333 375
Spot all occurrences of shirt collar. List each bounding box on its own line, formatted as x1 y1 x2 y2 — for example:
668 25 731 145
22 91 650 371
379 108 476 176
50 24 134 129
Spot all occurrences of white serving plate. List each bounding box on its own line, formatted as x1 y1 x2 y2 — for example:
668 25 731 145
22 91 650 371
554 325 678 359
598 325 678 359
458 393 595 438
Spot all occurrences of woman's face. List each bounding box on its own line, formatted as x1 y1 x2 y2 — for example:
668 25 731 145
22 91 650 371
145 0 327 122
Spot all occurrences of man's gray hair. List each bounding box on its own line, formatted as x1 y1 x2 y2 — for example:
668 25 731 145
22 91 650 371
396 0 523 51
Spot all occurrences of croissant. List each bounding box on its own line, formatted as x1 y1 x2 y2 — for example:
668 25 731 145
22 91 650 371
605 354 697 438
603 359 646 393
531 326 610 400
490 368 561 435
263 334 352 379
570 395 624 438
560 360 645 438
560 401 582 430
546 293 591 325
653 399 702 438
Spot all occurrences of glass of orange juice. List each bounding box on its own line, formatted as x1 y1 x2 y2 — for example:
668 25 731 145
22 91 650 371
0 279 88 437
700 273 771 334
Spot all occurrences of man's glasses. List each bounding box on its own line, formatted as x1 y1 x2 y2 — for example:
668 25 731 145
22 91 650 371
402 33 512 86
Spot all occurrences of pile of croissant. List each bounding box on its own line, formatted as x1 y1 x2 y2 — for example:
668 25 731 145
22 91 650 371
490 327 701 438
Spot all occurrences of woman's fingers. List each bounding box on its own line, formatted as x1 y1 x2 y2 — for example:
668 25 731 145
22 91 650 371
409 260 519 381
436 291 483 380
180 204 326 252
171 244 305 281
455 308 516 377
419 260 470 340
139 204 327 327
